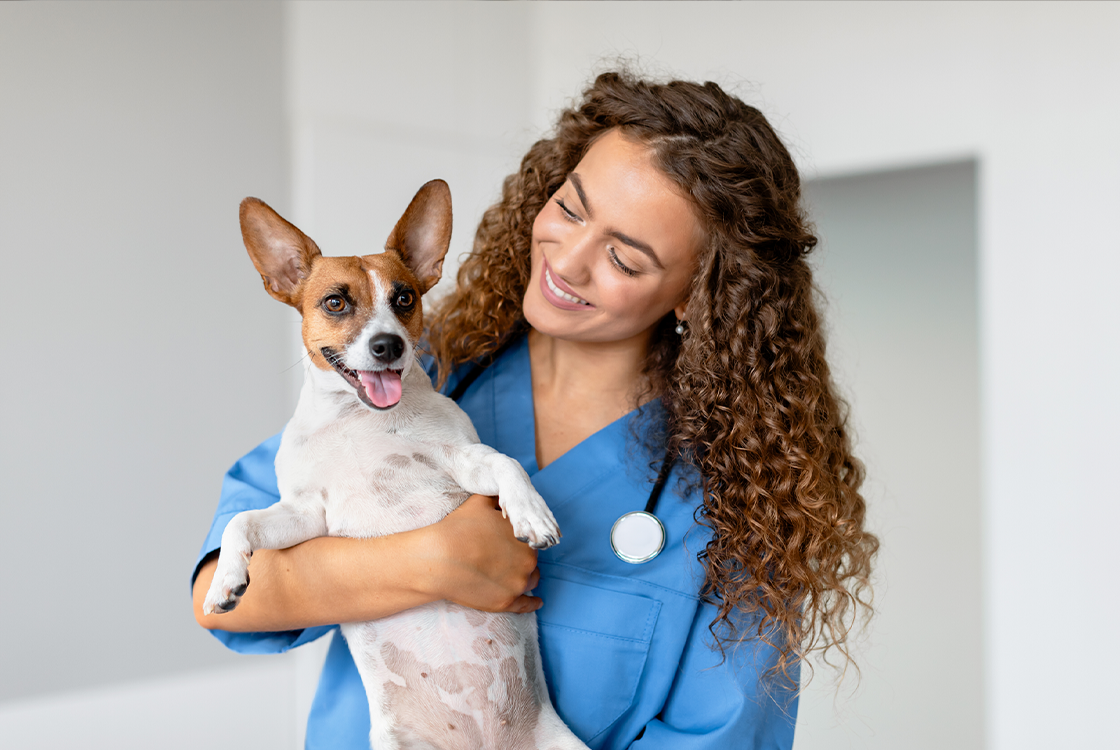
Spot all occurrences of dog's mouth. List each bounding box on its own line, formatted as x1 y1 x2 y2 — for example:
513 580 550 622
321 347 403 410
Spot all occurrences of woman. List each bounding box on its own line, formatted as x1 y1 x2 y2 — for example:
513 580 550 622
193 71 877 749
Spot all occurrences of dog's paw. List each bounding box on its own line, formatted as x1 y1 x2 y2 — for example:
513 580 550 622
517 532 560 551
202 562 251 616
503 490 562 550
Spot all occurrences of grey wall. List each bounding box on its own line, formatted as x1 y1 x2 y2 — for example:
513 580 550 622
0 2 292 700
796 161 981 749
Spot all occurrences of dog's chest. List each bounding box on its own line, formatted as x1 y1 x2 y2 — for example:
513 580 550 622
278 417 469 538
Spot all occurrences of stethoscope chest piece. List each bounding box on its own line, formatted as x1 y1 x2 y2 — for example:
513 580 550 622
610 511 666 564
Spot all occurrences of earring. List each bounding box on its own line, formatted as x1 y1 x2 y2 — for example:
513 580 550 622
675 319 686 335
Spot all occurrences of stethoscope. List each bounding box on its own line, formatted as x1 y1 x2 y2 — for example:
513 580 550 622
447 337 671 564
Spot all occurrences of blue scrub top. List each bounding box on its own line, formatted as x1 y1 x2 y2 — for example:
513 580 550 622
195 335 797 749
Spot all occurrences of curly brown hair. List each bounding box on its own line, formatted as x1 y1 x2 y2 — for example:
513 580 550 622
428 70 878 683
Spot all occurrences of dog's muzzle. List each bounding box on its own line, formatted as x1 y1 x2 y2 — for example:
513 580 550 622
321 345 404 410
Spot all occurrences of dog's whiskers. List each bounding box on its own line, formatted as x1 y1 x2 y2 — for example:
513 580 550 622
281 350 312 374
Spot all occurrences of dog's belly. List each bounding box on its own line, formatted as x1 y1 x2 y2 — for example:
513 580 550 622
282 432 471 539
275 408 580 748
342 603 544 750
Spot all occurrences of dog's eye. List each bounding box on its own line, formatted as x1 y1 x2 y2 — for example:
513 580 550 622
395 290 415 309
323 295 348 314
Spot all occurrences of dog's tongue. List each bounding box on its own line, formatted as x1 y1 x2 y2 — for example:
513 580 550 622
358 370 402 408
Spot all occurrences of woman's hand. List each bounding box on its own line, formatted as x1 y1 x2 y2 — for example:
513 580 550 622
417 494 543 614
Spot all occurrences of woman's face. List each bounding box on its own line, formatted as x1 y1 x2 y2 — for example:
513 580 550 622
523 129 702 348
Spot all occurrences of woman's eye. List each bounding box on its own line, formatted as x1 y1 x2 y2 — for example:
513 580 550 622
323 295 347 313
608 246 638 277
555 198 579 221
396 290 415 308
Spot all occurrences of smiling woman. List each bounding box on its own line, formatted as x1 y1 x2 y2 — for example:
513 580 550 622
428 70 879 696
195 70 877 750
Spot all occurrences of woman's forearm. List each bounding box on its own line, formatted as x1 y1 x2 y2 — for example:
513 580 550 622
192 494 542 633
193 530 434 632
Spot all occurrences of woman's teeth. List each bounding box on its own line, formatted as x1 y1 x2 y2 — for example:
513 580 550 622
545 267 591 305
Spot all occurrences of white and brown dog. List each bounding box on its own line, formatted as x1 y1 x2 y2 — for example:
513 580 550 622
203 180 587 750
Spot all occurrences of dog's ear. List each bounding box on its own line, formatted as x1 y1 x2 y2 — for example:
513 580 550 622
384 179 452 295
240 198 322 308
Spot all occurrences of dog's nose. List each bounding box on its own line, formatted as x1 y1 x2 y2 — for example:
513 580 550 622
369 333 405 364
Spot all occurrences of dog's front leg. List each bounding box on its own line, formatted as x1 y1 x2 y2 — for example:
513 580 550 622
202 502 327 616
443 444 561 550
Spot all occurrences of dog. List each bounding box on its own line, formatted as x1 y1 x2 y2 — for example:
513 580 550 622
202 180 588 750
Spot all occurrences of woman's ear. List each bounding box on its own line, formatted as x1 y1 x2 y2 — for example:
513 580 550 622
673 299 689 323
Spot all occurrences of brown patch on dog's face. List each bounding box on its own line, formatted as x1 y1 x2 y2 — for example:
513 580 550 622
297 256 369 371
298 250 423 372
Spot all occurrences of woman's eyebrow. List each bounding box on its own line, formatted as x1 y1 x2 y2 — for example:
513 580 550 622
569 173 593 219
609 230 663 269
569 172 664 269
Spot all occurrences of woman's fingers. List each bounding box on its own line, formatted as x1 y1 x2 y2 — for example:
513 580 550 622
508 593 544 614
425 494 542 612
504 568 544 614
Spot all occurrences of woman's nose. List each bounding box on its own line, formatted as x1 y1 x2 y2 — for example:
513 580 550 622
549 228 595 282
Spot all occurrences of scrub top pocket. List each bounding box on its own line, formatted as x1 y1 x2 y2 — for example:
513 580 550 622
534 574 661 745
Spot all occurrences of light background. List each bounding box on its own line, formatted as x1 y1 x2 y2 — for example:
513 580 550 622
1 2 1116 749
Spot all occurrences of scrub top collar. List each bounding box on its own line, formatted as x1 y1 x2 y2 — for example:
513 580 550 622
459 333 669 513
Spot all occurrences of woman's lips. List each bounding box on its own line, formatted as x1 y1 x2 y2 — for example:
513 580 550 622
540 258 594 311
